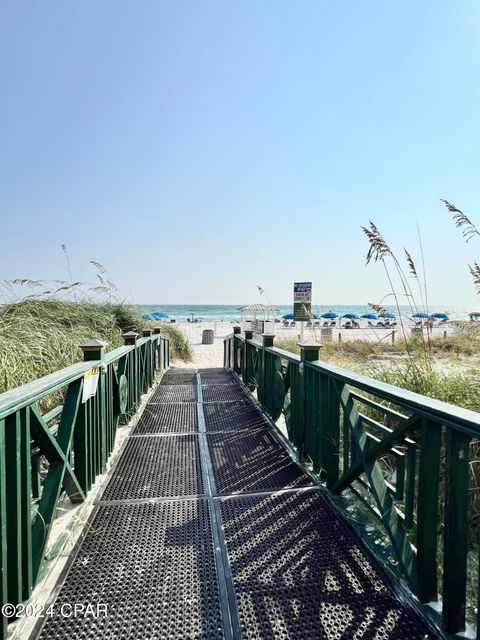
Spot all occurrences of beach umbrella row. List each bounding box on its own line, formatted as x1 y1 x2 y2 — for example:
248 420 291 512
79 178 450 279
282 313 319 320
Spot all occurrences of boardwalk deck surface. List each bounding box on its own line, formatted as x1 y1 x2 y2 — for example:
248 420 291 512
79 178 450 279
35 368 439 639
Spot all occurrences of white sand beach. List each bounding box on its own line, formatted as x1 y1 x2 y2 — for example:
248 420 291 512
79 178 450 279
168 321 460 369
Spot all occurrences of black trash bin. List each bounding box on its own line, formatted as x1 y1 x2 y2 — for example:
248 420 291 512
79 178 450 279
202 329 214 344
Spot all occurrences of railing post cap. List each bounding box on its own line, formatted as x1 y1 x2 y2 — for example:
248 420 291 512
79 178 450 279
122 331 139 338
244 329 253 338
80 339 107 351
153 327 162 334
142 329 153 336
297 340 321 351
233 326 241 334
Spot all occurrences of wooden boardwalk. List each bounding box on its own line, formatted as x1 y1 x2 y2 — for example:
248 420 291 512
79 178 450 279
33 367 439 639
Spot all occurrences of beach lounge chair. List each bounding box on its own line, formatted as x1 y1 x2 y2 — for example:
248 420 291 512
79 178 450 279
329 321 336 327
322 321 329 327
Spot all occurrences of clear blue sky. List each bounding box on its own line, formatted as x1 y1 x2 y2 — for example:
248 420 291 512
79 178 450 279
1 1 480 306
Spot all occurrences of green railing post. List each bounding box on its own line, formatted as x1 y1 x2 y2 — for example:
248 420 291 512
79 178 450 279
153 328 162 369
260 333 275 413
298 341 320 464
416 418 441 604
80 340 107 473
233 326 241 374
442 429 471 634
123 331 139 408
142 329 154 389
244 330 254 389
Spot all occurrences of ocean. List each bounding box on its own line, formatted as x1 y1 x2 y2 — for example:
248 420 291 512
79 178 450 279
137 304 478 322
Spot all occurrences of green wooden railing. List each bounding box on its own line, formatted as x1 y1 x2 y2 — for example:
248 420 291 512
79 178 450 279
225 328 480 637
0 327 169 634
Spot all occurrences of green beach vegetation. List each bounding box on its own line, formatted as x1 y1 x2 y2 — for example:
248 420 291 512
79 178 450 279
276 333 480 410
0 299 192 394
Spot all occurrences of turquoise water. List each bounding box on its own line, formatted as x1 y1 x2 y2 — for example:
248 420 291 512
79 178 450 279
137 304 478 322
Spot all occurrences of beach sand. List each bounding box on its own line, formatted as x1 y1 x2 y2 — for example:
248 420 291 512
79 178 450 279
168 321 459 369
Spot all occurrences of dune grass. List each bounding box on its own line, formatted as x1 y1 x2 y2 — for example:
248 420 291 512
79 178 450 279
275 333 480 410
159 324 193 363
0 300 192 394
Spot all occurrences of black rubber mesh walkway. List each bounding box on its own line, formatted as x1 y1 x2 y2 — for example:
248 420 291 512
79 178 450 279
34 368 440 640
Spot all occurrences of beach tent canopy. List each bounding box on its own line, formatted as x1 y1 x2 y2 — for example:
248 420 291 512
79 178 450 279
342 313 360 320
412 312 429 318
151 311 169 319
430 312 449 320
320 311 339 319
469 312 480 318
380 312 396 319
361 313 378 320
238 304 279 313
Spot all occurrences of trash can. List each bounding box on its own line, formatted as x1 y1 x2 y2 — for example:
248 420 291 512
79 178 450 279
202 329 214 344
320 328 333 342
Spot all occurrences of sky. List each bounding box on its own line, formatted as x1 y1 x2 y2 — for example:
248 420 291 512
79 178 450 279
1 1 480 306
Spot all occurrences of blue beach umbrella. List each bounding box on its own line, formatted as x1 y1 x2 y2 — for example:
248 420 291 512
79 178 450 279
380 312 396 319
342 313 360 320
430 313 449 320
283 312 319 320
412 312 429 319
361 313 378 320
152 311 169 320
320 311 339 319
469 312 480 318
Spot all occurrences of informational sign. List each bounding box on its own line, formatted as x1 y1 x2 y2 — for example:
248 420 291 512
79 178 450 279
82 367 100 403
294 282 312 321
294 282 312 303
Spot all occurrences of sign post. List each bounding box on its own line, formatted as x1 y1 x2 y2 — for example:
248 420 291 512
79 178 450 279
293 282 312 341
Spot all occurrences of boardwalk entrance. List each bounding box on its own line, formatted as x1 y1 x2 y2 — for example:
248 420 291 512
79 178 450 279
34 368 438 639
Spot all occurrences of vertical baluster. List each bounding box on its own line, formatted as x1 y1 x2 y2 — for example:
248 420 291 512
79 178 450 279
404 441 416 528
0 418 7 638
153 328 161 370
416 418 441 603
342 408 350 473
143 330 153 388
395 452 405 500
443 429 471 634
317 373 340 488
4 411 22 605
260 334 274 409
123 331 139 409
19 408 32 600
243 330 253 387
31 451 41 500
233 327 241 374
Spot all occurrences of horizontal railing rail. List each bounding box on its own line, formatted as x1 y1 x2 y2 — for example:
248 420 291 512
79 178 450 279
225 329 480 637
0 328 169 636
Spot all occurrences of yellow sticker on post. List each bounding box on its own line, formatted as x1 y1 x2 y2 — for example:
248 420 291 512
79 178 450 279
82 367 100 403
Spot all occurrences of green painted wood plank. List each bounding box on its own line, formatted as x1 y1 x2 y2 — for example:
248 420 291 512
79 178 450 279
4 413 22 605
442 429 470 634
416 418 441 603
19 409 32 600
